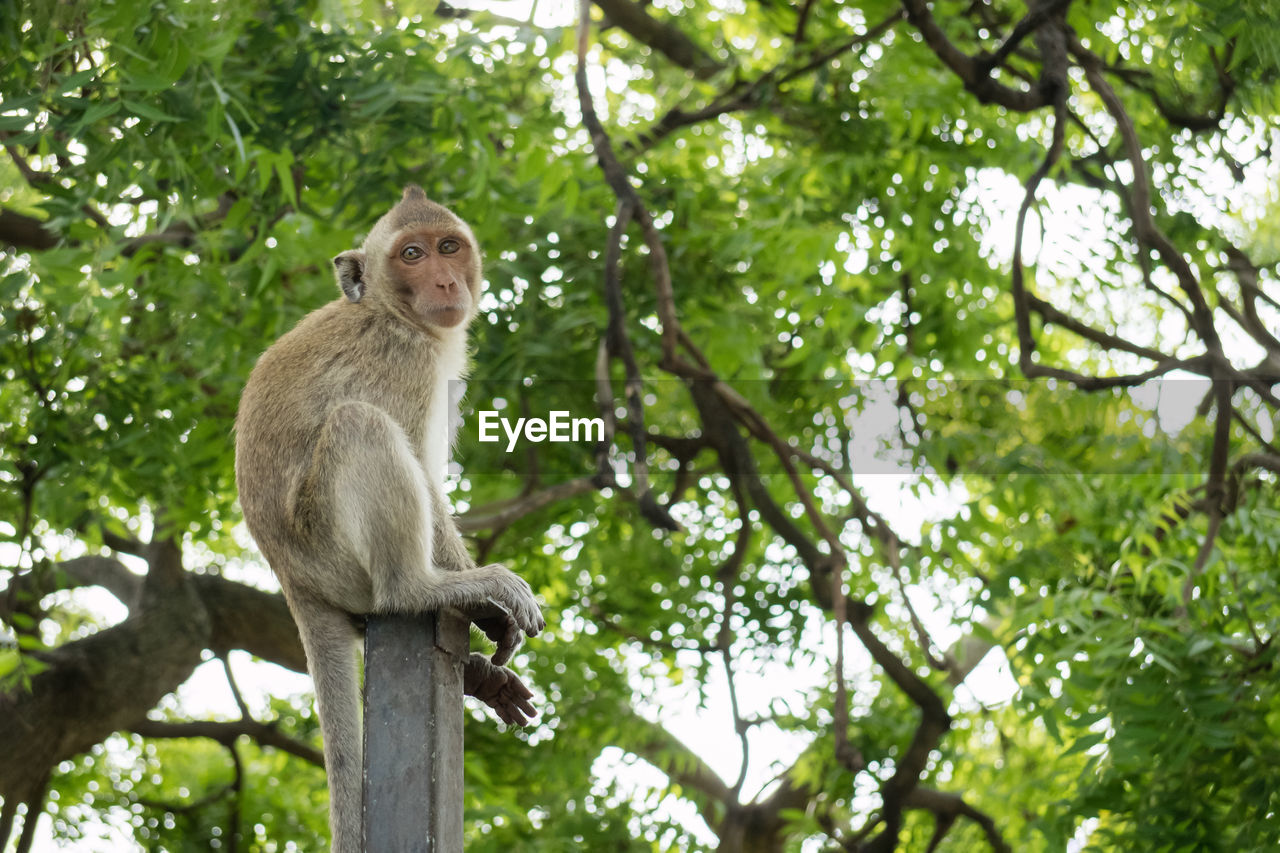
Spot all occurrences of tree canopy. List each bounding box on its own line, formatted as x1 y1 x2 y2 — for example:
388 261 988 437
2 0 1279 850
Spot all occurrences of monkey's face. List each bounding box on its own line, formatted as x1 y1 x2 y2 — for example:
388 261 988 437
333 188 484 331
386 226 478 329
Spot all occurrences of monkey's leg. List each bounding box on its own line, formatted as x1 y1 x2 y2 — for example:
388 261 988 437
302 401 543 634
289 596 363 853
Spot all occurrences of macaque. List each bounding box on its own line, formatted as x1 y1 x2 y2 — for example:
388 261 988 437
235 186 544 852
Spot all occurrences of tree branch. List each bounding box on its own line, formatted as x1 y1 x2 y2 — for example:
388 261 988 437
458 476 598 532
0 208 58 251
632 10 904 153
616 708 733 827
903 787 1013 853
131 718 324 767
899 0 1052 111
591 0 723 79
846 599 951 853
576 1 697 373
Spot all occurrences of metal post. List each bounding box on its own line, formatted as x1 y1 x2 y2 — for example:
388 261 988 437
362 610 468 852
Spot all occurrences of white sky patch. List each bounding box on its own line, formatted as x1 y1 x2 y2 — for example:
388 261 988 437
172 652 315 721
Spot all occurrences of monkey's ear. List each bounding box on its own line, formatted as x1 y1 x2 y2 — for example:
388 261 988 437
402 185 427 202
333 250 366 302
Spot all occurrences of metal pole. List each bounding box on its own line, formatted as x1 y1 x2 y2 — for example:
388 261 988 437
362 610 468 852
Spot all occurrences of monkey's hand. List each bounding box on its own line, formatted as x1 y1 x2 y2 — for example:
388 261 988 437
464 653 537 727
474 607 524 666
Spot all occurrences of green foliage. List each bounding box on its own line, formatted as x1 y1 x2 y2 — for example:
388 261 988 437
3 0 1279 850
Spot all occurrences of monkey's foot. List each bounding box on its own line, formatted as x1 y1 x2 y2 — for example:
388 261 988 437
464 653 537 726
477 565 546 637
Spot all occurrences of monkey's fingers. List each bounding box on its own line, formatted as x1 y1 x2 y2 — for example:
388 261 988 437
490 619 523 666
493 687 538 726
493 669 536 722
526 605 546 636
492 677 537 725
469 598 525 665
495 705 527 727
508 687 537 720
496 686 537 722
474 613 507 644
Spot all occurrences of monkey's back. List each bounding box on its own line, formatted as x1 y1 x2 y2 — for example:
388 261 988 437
234 300 438 571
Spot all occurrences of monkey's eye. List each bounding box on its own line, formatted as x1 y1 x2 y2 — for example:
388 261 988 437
438 238 461 255
400 245 424 261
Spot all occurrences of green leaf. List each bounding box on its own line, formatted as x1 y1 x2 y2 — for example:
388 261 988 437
0 113 33 130
53 68 98 96
123 99 182 122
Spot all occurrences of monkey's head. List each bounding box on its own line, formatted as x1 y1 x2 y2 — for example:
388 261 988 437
333 186 483 331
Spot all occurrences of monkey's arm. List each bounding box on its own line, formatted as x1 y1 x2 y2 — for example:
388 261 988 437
463 653 537 726
429 488 476 573
430 488 530 664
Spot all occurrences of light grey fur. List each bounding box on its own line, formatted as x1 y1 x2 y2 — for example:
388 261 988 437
235 189 542 852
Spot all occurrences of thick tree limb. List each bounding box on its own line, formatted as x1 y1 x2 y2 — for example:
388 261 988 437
196 574 306 672
1 541 559 802
2 556 307 673
131 718 324 766
0 556 139 623
0 541 209 803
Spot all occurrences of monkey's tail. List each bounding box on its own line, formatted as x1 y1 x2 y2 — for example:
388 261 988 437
292 596 363 853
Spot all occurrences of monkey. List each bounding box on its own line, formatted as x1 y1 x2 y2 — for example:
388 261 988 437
234 186 544 853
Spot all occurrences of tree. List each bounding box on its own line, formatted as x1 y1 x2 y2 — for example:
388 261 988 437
2 0 1278 850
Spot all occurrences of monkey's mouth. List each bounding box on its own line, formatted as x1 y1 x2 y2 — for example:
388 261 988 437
417 302 468 326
